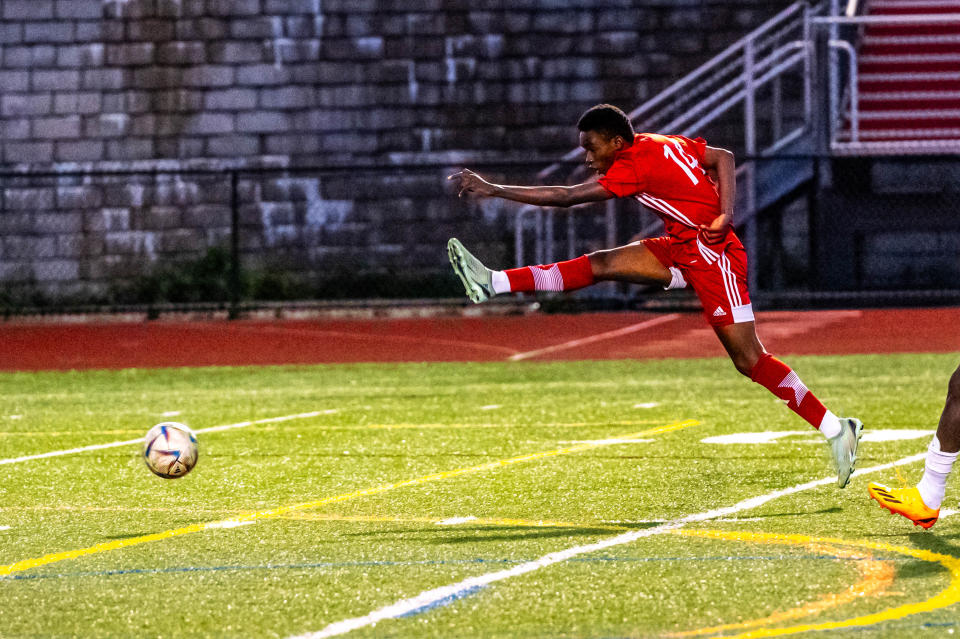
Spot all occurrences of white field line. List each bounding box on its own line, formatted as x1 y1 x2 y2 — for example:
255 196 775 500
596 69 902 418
289 451 927 639
508 314 680 361
560 439 655 445
0 526 10 531
436 516 478 526
0 411 329 466
206 520 257 529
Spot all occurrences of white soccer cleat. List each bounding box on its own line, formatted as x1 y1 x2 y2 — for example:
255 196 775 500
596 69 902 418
828 417 863 488
447 238 496 303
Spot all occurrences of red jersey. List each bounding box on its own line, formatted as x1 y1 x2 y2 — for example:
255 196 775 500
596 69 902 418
598 133 721 240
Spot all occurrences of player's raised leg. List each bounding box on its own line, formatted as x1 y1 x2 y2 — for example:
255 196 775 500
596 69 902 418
869 363 960 528
714 321 864 488
447 238 498 303
447 238 677 304
587 241 674 288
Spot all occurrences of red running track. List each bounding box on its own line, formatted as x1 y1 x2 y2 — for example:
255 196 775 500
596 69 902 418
0 307 957 371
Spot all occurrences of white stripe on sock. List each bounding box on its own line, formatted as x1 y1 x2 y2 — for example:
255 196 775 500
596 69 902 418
530 265 564 292
491 270 511 294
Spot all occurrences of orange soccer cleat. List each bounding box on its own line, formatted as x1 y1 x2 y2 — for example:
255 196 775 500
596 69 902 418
868 483 939 529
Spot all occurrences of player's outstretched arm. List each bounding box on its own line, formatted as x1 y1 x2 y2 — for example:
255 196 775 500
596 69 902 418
448 169 612 208
699 145 736 243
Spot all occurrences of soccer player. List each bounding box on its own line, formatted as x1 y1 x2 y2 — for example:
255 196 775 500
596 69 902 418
868 364 960 528
446 103 863 487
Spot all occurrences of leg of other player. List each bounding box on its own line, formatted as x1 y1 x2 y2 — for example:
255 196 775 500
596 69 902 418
934 363 960 453
870 363 960 527
919 366 960 505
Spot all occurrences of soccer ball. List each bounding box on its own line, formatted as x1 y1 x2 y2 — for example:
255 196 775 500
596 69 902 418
143 422 198 478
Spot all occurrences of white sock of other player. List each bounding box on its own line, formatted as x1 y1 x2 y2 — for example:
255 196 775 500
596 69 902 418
917 436 958 510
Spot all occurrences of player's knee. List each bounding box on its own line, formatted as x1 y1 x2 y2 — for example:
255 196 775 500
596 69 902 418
731 353 756 377
585 250 608 278
729 345 761 377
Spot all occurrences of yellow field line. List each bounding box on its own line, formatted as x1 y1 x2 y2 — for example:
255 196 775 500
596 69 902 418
363 418 666 430
0 419 698 578
667 530 895 637
672 529 960 638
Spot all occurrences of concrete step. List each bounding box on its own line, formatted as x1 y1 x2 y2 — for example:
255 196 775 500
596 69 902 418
870 2 960 14
860 41 960 55
863 33 960 46
867 24 960 37
860 53 960 73
859 70 960 93
836 126 960 139
859 92 960 110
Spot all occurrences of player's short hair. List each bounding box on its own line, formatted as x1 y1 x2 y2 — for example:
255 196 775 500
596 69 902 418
577 104 634 142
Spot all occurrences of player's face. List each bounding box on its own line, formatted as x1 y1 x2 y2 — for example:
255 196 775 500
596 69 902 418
580 130 624 175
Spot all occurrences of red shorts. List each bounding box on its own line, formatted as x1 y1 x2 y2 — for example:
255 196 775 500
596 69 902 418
643 233 754 328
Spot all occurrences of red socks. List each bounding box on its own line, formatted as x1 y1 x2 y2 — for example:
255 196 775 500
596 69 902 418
504 255 595 293
750 353 828 430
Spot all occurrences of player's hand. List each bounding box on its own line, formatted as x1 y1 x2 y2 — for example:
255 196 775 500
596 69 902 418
698 213 732 244
447 169 497 198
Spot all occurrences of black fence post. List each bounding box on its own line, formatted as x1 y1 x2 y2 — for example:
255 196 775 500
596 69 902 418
229 170 241 319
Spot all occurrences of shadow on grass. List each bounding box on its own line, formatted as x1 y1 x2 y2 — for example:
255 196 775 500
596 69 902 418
436 522 660 544
890 532 960 580
340 521 664 544
726 506 842 520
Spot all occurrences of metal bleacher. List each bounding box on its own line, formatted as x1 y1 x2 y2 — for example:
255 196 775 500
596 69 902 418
517 0 960 302
518 1 821 294
832 0 960 154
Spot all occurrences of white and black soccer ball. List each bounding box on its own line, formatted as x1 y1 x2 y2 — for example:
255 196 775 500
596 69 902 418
143 422 198 479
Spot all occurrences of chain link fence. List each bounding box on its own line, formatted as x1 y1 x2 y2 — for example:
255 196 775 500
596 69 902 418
1 154 958 315
0 161 525 315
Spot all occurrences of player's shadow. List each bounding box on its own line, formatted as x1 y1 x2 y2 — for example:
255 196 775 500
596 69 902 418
341 521 662 543
434 521 664 544
893 532 960 580
728 506 842 520
103 532 160 539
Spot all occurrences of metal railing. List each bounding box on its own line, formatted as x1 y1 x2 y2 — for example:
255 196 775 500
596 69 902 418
515 1 960 280
830 38 859 143
516 1 821 285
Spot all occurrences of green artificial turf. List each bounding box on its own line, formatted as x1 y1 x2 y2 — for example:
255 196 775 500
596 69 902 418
1 353 958 638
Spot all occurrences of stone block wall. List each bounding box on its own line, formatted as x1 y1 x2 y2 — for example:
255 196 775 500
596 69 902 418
0 0 793 304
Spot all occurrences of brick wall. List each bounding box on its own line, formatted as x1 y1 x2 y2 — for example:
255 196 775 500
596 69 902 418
0 0 791 305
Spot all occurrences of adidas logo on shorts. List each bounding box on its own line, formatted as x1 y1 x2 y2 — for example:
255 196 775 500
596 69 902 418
713 307 727 317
